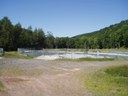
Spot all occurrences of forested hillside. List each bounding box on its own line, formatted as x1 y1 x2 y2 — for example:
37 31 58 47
0 17 128 51
74 20 128 49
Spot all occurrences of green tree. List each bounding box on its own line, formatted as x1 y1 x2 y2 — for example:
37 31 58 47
45 32 55 48
66 38 75 48
13 23 22 50
0 17 13 50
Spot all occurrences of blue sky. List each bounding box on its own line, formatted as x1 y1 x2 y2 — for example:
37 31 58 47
0 0 128 37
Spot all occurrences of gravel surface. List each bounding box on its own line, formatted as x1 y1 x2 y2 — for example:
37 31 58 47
0 58 128 96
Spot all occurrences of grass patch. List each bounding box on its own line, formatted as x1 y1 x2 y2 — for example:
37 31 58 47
78 57 114 61
56 58 77 62
0 67 43 77
56 57 114 62
0 81 5 92
105 65 128 77
0 81 7 95
81 64 128 96
0 52 34 59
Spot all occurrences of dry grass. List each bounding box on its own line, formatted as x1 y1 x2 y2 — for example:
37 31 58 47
0 67 43 77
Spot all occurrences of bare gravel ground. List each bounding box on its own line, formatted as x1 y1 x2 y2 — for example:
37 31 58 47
0 58 128 96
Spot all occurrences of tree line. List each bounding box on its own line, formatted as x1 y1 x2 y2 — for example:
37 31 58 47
0 17 52 51
0 17 128 51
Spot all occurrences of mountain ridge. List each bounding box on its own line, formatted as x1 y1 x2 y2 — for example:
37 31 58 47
73 20 128 38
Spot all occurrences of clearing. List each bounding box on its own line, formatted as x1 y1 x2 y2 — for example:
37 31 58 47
0 58 127 96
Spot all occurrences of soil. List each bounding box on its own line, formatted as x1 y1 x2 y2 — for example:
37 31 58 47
0 58 127 96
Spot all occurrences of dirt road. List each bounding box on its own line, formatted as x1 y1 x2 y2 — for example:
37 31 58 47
0 59 127 96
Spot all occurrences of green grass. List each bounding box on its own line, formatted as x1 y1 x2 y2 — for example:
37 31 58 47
81 64 128 96
56 57 114 62
0 52 34 59
78 57 114 61
105 65 128 77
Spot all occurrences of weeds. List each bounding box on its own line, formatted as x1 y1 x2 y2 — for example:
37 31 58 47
0 52 34 59
105 65 128 77
81 64 128 96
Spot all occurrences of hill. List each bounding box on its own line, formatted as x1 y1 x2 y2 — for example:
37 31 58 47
73 20 128 49
74 20 128 38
